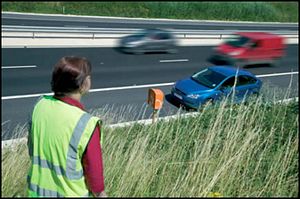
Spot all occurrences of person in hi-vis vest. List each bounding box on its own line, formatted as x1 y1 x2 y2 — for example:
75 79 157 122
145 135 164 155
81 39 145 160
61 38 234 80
27 56 107 197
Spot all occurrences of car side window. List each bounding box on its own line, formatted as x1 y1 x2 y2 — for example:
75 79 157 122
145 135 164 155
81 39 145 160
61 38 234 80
250 41 259 48
238 75 257 86
161 33 171 40
220 77 236 89
155 33 169 40
149 33 158 40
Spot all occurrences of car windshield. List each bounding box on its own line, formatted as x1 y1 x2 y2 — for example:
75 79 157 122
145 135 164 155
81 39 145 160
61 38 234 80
191 68 227 89
134 32 147 38
225 35 250 47
134 29 156 38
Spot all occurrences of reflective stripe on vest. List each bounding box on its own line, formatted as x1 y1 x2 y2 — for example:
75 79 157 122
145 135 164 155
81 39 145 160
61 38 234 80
30 113 91 180
27 176 89 197
66 113 91 179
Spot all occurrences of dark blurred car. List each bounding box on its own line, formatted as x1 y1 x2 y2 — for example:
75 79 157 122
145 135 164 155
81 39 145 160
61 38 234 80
208 32 286 67
117 28 178 54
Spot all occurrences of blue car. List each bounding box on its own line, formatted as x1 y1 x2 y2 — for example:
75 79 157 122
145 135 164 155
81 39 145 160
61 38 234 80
171 66 262 109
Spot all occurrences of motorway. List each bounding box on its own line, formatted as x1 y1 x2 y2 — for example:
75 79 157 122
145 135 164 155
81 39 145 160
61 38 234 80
1 13 299 141
2 45 299 140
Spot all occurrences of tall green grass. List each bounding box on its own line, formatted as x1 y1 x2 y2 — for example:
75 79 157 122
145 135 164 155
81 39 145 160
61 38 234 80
1 83 298 197
102 97 298 197
1 2 298 22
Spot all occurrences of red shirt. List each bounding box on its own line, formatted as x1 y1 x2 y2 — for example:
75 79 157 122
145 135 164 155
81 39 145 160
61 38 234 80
55 96 105 193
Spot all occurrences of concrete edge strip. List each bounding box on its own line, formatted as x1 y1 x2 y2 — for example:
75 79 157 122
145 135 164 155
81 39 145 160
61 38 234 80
2 97 298 149
107 97 299 129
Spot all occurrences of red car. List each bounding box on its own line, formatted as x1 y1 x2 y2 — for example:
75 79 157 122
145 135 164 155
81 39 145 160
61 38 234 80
209 32 286 67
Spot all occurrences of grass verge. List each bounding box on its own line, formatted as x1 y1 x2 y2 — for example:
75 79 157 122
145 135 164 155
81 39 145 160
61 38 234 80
1 2 298 22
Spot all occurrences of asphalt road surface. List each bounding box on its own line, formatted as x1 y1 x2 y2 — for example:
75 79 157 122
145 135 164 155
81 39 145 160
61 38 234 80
1 45 298 140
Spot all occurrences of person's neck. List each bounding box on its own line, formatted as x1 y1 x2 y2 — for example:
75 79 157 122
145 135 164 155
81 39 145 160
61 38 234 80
65 92 82 102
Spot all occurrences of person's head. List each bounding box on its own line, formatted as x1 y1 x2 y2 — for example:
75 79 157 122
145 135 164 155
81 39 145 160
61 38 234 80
51 56 92 97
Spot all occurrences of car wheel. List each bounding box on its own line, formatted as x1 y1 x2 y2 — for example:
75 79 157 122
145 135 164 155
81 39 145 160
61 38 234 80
133 47 144 55
198 98 214 111
246 92 259 104
204 98 214 106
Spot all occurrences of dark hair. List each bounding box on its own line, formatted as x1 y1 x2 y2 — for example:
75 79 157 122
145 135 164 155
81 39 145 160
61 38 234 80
51 56 91 96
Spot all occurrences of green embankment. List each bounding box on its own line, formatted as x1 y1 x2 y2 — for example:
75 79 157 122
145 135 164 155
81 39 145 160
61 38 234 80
2 96 298 197
1 2 298 22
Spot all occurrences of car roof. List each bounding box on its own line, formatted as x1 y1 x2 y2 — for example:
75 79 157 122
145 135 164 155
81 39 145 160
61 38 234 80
143 28 171 33
236 32 281 39
208 66 254 77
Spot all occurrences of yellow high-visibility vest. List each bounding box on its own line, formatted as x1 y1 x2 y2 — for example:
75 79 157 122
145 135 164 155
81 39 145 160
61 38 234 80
27 95 102 197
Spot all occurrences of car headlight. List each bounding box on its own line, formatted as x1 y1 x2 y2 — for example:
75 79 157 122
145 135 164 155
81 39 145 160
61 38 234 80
228 50 242 56
125 43 137 47
124 41 138 47
187 94 200 99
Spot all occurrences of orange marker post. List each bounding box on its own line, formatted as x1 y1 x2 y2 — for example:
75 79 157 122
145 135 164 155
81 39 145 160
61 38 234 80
147 88 164 123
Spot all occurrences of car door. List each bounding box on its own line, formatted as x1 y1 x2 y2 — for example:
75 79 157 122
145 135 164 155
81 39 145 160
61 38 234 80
159 32 172 50
152 32 166 51
245 40 266 63
141 32 155 51
141 31 160 51
236 75 259 101
219 76 237 101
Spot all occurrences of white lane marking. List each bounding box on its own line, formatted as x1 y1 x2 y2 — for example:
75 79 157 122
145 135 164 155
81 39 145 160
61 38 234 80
1 71 298 100
2 92 54 100
2 65 37 69
256 71 298 78
159 59 189 63
89 82 174 92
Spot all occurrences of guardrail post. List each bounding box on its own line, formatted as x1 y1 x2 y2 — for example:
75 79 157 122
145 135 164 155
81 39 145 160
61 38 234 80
93 33 95 39
220 34 222 40
33 32 35 39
